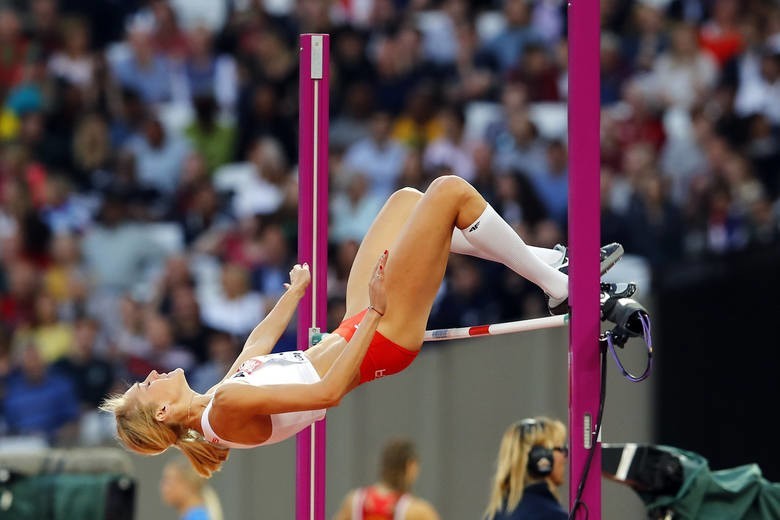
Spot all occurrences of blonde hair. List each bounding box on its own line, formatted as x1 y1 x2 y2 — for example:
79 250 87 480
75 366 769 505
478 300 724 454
484 416 566 520
166 457 224 520
100 394 229 478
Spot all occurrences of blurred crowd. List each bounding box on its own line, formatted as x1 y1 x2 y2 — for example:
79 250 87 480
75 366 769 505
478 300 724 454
0 0 779 447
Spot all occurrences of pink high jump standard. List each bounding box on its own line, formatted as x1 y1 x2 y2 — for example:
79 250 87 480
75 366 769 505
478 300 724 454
568 0 602 517
296 34 329 520
296 5 602 514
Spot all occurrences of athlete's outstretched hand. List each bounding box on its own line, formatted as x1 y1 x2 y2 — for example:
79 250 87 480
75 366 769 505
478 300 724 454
368 250 388 316
285 263 311 293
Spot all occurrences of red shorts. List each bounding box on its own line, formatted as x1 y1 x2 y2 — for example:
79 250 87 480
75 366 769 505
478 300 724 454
332 309 419 385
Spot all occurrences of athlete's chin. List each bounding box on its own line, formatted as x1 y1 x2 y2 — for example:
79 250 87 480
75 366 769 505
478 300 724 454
174 367 188 385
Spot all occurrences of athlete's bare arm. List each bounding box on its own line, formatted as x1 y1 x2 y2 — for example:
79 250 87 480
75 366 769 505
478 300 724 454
207 264 311 393
213 252 387 414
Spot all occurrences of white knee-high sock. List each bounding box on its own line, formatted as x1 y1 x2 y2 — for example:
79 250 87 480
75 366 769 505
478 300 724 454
460 205 568 299
449 229 499 262
450 229 564 266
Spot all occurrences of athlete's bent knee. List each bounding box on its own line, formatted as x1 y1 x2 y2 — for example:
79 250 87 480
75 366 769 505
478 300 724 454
388 186 423 204
427 175 470 200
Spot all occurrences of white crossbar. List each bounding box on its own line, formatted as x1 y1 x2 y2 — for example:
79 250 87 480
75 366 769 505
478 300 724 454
423 314 569 342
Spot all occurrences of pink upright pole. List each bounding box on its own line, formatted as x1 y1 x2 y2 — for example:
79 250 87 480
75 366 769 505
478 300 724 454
567 0 601 518
296 33 329 520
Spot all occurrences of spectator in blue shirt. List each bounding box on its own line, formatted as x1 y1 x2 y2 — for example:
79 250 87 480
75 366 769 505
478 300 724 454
482 0 543 73
343 110 408 200
3 343 80 444
531 140 569 228
111 16 176 104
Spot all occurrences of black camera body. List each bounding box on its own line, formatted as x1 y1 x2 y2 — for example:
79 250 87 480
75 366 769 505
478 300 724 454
600 284 649 347
603 297 648 337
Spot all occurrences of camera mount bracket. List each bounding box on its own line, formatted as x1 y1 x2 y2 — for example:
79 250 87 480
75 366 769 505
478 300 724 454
599 282 654 382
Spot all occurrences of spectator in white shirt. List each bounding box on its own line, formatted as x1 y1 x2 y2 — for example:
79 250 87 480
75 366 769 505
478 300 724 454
48 16 93 89
199 263 265 337
735 49 780 125
649 22 718 110
226 136 287 219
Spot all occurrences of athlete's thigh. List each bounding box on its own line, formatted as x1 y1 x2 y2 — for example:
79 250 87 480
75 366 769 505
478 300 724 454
343 188 422 318
378 190 461 349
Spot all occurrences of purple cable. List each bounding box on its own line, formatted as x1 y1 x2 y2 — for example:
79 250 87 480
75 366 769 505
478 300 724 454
606 312 653 382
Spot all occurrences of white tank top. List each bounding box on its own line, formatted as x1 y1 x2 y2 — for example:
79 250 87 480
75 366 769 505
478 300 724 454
200 351 326 448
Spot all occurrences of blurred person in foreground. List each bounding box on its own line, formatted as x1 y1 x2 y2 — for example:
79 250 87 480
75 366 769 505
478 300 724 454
160 456 223 520
334 437 440 520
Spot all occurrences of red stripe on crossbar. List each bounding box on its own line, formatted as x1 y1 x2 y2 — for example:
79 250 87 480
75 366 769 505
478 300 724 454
470 325 490 336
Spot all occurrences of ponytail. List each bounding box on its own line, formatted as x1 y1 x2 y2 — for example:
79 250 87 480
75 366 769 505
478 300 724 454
101 394 230 478
175 429 230 478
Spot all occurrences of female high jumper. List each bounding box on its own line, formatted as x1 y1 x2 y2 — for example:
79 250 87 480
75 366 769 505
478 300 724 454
102 176 623 477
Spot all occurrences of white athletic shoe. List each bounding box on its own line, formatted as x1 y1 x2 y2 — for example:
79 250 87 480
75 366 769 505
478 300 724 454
547 243 626 315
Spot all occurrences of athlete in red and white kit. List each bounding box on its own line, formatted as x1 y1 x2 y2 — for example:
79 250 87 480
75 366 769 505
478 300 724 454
102 175 624 477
